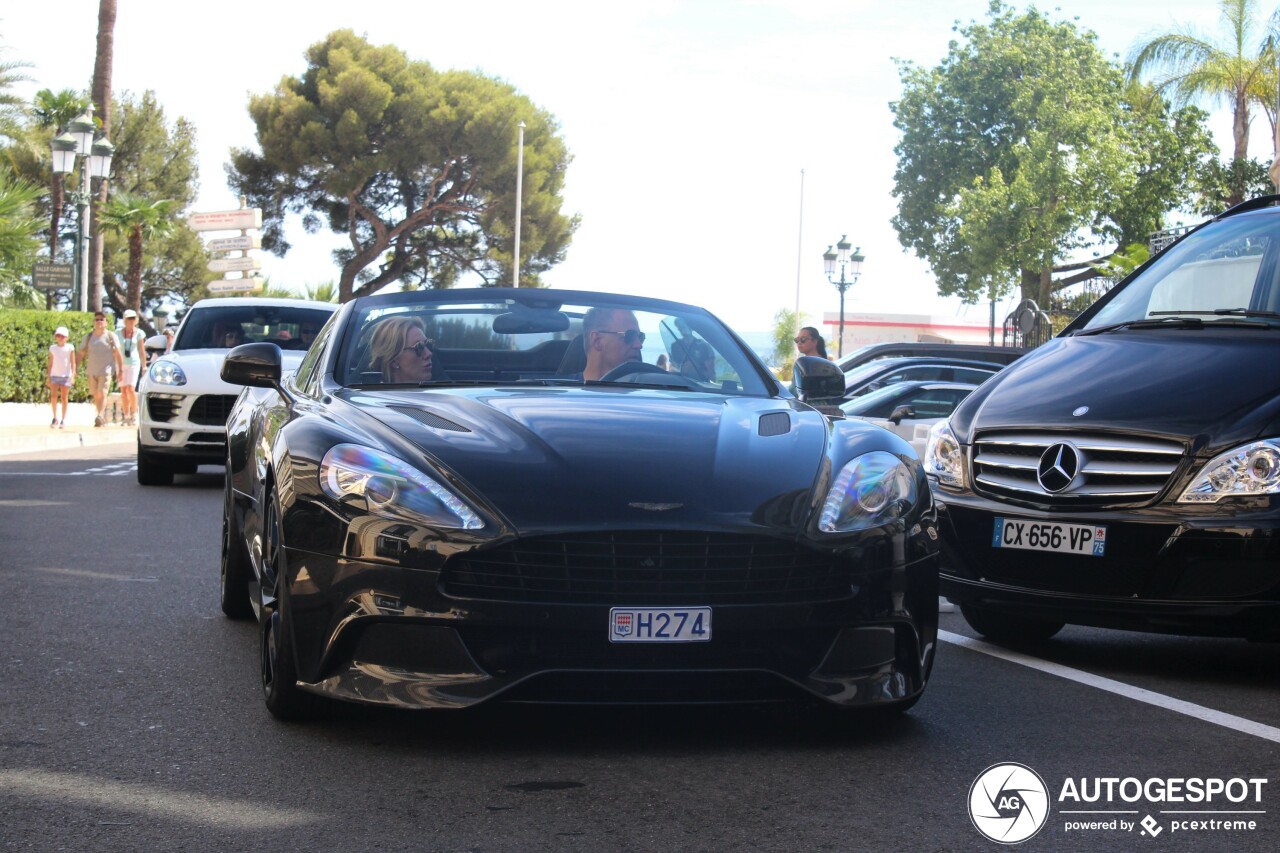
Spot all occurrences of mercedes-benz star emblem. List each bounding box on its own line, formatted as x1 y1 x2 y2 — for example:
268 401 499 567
1037 443 1080 493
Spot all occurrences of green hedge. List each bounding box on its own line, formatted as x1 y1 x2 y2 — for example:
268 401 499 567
0 308 101 403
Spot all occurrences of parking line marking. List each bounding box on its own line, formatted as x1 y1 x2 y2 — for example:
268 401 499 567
939 630 1280 745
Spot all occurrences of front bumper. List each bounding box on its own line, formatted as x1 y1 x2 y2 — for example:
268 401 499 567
139 391 237 462
276 525 941 710
934 490 1280 639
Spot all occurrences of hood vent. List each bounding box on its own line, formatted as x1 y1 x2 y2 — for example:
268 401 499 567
391 406 471 433
758 411 792 437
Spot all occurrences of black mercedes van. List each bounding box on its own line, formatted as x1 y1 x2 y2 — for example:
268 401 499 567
925 197 1280 642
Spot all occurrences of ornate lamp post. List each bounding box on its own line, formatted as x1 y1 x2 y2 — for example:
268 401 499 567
50 107 114 313
822 235 864 358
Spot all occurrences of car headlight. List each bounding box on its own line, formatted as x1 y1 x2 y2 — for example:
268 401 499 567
148 360 187 386
319 444 483 529
923 419 965 490
819 451 918 533
1178 439 1280 503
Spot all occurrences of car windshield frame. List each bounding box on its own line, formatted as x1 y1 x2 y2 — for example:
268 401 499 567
333 289 776 398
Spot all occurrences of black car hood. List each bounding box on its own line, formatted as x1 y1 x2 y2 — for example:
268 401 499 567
341 387 830 534
953 331 1280 451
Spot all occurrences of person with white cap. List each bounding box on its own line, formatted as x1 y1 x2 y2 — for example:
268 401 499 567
116 309 146 426
47 326 77 428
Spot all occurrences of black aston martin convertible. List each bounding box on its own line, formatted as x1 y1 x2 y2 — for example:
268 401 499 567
219 288 940 719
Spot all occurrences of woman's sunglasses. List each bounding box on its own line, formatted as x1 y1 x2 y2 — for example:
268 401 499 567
401 340 433 357
794 336 811 344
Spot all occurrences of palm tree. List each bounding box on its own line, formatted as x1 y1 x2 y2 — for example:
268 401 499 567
0 46 30 144
88 0 117 313
1127 0 1276 206
99 194 175 312
0 174 45 308
32 89 91 268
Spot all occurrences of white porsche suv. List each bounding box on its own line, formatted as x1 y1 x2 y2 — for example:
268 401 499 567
137 297 336 486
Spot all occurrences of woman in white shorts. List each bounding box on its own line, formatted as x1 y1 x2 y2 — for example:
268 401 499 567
116 309 147 426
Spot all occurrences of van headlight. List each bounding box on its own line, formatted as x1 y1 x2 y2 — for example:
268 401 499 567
1178 439 1280 503
819 451 918 533
923 419 965 490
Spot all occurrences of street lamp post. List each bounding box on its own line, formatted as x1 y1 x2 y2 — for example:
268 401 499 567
50 107 113 313
822 235 864 358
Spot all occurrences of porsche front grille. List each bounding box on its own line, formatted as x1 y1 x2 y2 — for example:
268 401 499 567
190 395 239 425
972 431 1183 506
441 532 852 605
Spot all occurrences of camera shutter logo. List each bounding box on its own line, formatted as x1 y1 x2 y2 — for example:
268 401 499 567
968 762 1050 844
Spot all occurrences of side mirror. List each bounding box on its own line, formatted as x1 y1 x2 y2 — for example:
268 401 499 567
221 342 283 389
144 334 168 354
793 355 846 402
888 405 916 425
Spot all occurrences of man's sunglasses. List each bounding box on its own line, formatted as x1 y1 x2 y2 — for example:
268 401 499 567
596 329 646 345
401 340 433 357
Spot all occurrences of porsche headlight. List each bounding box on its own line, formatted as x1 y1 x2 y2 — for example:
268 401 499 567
819 451 918 533
923 419 965 490
319 444 483 529
148 360 187 386
1178 439 1280 504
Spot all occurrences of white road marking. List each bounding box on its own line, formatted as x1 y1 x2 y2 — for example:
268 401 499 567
939 630 1280 745
0 461 136 477
0 768 319 829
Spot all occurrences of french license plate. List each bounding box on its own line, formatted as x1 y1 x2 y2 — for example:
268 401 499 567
993 517 1106 557
609 607 711 643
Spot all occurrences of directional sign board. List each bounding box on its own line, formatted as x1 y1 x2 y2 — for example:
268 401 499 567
32 262 75 290
208 277 264 294
189 208 262 232
208 256 263 273
206 234 262 252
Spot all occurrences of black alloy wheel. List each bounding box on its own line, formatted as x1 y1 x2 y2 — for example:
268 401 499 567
219 477 254 619
259 491 320 721
960 604 1064 644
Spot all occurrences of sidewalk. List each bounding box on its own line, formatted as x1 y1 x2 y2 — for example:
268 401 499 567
0 402 137 457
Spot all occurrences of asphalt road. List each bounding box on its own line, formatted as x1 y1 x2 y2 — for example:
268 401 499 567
1 444 1277 852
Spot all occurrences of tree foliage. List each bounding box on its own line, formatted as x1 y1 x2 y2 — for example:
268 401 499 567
0 174 44 308
1127 0 1275 206
228 30 578 301
891 2 1217 306
100 194 177 313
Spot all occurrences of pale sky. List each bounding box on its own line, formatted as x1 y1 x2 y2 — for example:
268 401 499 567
3 0 1240 332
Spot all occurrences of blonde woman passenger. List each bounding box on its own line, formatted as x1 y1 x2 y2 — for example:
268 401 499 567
367 316 434 383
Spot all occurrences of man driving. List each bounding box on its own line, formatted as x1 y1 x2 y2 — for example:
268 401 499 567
582 307 644 381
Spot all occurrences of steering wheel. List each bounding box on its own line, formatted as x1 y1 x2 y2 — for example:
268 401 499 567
599 361 671 382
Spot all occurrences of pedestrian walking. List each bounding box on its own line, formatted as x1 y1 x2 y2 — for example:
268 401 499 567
116 309 146 426
79 311 123 427
47 326 76 429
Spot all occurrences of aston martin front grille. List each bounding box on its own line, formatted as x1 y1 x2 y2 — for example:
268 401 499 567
972 431 1184 507
441 532 852 605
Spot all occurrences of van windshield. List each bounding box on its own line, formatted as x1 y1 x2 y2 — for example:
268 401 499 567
1083 215 1280 330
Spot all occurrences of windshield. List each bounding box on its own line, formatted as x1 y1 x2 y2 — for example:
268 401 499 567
174 304 335 351
1082 213 1280 330
338 292 771 396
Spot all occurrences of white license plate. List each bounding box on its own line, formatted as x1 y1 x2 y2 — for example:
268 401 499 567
993 518 1106 556
609 607 711 643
